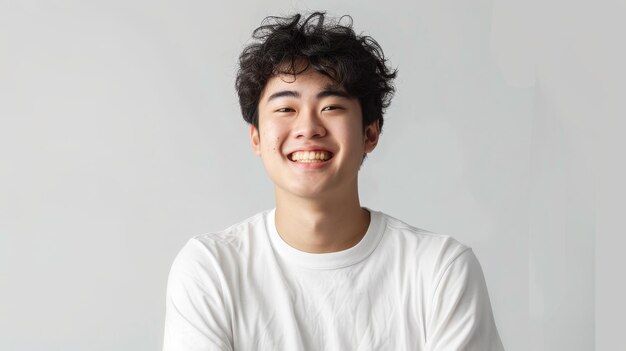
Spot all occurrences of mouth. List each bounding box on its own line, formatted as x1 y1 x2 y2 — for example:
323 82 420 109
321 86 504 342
287 150 334 163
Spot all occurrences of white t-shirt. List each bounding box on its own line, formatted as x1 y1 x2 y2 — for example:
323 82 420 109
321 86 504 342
163 208 504 350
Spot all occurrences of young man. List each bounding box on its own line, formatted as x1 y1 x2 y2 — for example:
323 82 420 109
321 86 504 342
163 12 504 350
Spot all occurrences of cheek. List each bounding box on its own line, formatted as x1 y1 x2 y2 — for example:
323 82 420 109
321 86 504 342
337 122 365 147
260 129 284 154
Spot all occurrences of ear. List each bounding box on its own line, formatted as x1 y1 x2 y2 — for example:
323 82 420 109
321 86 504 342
363 120 381 154
250 125 261 156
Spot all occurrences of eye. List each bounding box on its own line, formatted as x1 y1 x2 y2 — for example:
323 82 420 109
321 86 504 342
275 107 295 113
322 105 342 112
274 107 295 113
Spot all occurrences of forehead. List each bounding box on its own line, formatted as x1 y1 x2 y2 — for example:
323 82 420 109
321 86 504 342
260 69 346 100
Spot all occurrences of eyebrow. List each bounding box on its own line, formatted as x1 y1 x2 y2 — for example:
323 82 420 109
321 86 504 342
266 90 300 102
317 89 351 99
265 86 352 103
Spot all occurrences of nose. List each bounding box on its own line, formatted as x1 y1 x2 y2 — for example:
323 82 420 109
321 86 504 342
293 108 327 139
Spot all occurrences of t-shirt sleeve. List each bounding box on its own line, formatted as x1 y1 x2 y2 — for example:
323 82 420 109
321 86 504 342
163 239 234 351
424 248 504 351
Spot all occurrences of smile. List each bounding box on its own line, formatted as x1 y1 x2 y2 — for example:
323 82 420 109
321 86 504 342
288 150 334 163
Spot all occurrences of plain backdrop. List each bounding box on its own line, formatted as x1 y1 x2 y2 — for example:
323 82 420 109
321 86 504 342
1 0 624 350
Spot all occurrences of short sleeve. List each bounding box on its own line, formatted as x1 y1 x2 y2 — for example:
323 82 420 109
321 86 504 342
163 239 234 351
424 249 504 351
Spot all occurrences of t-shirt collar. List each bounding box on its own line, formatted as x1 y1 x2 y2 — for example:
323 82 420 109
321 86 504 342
265 207 385 270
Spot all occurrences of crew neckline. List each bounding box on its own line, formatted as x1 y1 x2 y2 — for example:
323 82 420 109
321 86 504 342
265 207 386 270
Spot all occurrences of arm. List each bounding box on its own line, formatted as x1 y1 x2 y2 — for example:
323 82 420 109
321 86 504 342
424 249 504 351
163 240 234 351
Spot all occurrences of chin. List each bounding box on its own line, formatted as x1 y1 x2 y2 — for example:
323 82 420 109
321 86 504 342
279 183 334 199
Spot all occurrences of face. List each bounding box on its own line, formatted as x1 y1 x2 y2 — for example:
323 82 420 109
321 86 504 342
250 68 380 200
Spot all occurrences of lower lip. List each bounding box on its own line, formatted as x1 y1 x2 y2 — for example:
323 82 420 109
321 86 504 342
289 159 332 169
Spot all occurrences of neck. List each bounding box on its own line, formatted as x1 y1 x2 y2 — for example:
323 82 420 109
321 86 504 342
274 184 370 253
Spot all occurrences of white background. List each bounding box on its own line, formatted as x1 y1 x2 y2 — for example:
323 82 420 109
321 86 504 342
1 0 624 350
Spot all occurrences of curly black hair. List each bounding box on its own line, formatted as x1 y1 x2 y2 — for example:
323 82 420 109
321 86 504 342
235 12 397 132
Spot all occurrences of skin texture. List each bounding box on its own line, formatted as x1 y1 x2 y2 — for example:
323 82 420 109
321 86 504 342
250 68 380 253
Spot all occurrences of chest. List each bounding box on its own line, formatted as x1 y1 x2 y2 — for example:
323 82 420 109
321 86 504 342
229 260 427 350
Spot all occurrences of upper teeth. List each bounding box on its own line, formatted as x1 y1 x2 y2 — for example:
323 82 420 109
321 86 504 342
291 151 331 162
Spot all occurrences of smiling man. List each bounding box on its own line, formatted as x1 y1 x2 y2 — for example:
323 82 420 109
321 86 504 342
163 12 504 351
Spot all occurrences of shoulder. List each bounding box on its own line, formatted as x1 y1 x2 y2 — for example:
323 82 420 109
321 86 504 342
193 210 268 249
375 211 475 286
378 211 471 264
170 210 272 278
